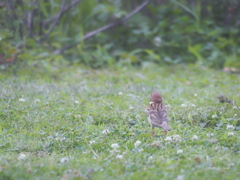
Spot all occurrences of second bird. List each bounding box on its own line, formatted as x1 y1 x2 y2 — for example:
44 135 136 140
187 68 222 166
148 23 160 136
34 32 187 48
145 92 172 137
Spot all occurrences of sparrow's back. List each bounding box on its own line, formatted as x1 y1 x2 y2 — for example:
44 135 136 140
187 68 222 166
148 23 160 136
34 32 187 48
146 103 168 123
146 92 172 131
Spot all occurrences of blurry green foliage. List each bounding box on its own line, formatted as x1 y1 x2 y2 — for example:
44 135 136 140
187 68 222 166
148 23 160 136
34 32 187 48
0 0 240 69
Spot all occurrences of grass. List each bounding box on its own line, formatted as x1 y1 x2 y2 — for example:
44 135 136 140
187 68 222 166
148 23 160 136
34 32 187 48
0 63 240 180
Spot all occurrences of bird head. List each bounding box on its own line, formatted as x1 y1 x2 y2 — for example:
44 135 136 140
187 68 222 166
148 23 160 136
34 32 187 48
150 92 163 104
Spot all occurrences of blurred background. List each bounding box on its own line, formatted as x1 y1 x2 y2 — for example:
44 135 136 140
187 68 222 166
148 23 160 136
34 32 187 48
0 0 240 70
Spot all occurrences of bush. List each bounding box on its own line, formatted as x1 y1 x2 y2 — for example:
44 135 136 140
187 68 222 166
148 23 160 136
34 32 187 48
0 0 240 69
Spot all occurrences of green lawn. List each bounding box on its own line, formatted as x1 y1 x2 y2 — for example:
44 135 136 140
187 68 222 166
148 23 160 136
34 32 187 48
0 64 239 180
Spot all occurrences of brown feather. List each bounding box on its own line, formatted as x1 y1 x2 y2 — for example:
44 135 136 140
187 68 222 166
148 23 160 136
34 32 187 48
146 92 172 131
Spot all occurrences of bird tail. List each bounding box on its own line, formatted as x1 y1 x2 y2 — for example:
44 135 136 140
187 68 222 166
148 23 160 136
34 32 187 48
161 122 172 131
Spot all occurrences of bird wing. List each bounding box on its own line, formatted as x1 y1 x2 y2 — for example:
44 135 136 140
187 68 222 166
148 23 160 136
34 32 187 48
146 104 169 128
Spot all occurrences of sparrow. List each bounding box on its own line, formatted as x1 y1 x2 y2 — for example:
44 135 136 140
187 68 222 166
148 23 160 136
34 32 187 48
217 95 234 104
145 92 172 137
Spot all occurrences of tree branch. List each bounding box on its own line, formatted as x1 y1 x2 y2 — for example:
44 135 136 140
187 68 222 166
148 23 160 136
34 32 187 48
172 0 197 20
54 0 154 54
5 0 18 34
27 10 34 36
40 0 66 42
43 0 83 25
26 0 39 42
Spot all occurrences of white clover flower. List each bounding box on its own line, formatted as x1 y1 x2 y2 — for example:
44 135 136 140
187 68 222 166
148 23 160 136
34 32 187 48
55 137 67 141
102 129 110 134
234 114 237 116
19 98 26 102
229 163 235 167
89 140 96 145
74 101 79 104
46 102 49 105
109 150 120 155
194 94 198 97
233 106 237 109
212 115 217 118
60 157 69 163
129 106 134 110
18 153 27 160
176 175 184 180
148 156 153 161
181 104 187 107
228 132 234 136
134 140 141 147
138 148 144 152
172 135 182 143
191 104 196 107
207 133 213 137
154 37 162 47
35 99 40 103
151 140 161 147
165 136 172 142
177 149 183 154
118 92 123 95
111 143 120 150
116 154 123 159
74 114 81 118
191 135 199 140
209 138 217 143
226 125 234 130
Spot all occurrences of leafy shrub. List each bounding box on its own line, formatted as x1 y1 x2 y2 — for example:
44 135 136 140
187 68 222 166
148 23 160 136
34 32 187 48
0 0 240 69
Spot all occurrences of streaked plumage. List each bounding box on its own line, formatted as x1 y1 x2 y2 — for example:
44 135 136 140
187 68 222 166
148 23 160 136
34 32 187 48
146 92 172 136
